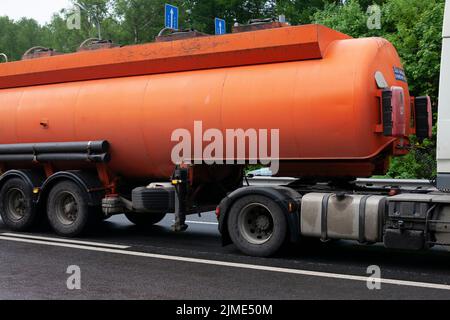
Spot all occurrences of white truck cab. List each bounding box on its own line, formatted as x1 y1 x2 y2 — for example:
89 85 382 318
437 0 450 189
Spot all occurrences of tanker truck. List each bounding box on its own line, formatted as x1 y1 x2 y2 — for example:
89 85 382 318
0 4 448 257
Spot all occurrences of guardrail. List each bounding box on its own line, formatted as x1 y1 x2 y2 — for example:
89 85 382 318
247 177 437 191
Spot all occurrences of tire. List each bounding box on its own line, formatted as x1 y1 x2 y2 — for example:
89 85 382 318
228 195 288 257
125 212 167 227
47 181 97 237
0 178 39 231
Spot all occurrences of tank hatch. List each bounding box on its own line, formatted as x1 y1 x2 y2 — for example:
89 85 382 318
22 47 62 60
155 29 209 42
232 18 289 33
77 39 120 52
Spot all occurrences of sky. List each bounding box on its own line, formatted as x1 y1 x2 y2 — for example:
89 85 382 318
0 0 72 24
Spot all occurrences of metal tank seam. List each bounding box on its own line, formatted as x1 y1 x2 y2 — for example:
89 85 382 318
14 91 25 143
219 69 229 163
72 84 82 140
139 77 154 162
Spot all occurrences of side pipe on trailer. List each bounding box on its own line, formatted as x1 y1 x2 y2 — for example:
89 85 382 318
0 141 110 163
0 141 109 155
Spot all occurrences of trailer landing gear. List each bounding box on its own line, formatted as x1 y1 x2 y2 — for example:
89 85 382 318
171 166 189 233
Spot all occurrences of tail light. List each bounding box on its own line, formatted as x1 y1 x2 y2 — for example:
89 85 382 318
382 86 406 137
414 96 433 140
215 206 221 218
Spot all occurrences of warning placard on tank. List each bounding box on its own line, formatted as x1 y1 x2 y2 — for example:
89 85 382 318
394 67 407 82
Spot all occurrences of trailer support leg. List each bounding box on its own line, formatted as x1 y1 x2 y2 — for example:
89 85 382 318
172 166 189 233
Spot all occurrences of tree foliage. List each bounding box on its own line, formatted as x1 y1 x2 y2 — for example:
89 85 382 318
313 0 445 179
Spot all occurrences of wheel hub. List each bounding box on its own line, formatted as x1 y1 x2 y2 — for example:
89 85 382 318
6 188 27 221
256 215 270 230
238 203 274 245
56 193 78 225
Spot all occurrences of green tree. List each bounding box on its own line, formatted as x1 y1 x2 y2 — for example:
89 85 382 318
276 0 334 25
43 0 121 53
382 0 444 99
314 0 445 179
313 0 445 99
115 0 161 43
0 17 49 61
186 0 276 34
72 0 112 39
0 16 23 60
114 0 193 43
313 0 368 35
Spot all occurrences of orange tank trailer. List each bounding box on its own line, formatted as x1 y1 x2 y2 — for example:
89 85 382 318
0 24 413 180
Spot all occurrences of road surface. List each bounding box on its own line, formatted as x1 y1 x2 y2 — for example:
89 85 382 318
1 213 450 300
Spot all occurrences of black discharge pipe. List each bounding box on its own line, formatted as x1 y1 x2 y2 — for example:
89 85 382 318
0 153 110 163
0 141 109 155
0 141 110 163
37 153 110 163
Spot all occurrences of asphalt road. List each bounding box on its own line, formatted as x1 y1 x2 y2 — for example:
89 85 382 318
1 212 450 300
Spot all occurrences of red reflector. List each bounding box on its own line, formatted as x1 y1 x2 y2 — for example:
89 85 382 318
215 207 221 218
391 86 406 137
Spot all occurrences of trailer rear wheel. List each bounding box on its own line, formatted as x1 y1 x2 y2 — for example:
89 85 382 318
228 195 287 257
47 181 95 237
0 178 39 231
125 212 166 227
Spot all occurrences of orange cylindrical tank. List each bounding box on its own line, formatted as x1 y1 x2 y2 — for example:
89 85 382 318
0 26 412 180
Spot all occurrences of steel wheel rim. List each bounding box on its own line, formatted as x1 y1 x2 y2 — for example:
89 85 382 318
5 188 27 221
238 203 274 245
55 192 79 226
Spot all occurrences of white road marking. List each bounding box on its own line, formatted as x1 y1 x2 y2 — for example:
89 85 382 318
184 221 219 226
0 235 449 291
0 233 130 249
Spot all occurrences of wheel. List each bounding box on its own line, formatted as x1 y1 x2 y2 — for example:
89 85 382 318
0 178 39 231
227 195 288 257
47 181 97 237
125 212 167 227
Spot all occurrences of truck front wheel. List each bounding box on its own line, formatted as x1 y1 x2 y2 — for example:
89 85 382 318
0 178 39 231
47 181 97 237
227 195 288 257
125 212 167 227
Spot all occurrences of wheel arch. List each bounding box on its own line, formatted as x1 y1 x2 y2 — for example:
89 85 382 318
0 170 46 202
39 171 105 207
217 186 302 246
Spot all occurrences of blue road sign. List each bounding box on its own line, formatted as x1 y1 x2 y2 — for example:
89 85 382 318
215 18 226 35
165 4 179 30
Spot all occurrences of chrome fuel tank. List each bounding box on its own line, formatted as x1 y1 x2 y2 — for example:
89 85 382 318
301 193 387 243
